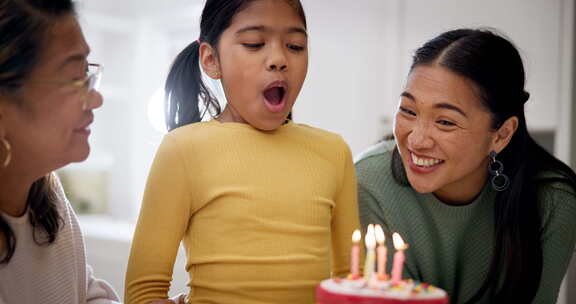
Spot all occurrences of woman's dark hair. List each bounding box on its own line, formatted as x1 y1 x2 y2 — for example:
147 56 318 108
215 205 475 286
0 0 75 264
165 0 306 131
391 28 576 303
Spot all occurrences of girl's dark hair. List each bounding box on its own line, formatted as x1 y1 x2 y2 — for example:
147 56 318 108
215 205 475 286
165 0 306 131
392 28 576 303
0 0 75 264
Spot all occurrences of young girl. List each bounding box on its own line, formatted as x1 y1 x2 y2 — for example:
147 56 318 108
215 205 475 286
124 1 360 303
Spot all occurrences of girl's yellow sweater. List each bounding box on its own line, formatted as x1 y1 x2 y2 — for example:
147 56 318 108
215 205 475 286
125 120 360 304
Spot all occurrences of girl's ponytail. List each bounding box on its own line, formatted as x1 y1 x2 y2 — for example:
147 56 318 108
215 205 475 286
164 41 220 131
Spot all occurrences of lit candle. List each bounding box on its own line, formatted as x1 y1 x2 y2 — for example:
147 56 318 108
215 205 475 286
375 225 387 280
391 232 409 284
363 224 376 281
350 229 361 279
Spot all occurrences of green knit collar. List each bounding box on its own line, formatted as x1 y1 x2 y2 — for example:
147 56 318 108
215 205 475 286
419 183 496 219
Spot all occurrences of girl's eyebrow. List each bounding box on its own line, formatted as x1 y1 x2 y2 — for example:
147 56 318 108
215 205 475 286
287 27 308 37
235 25 266 35
236 25 307 37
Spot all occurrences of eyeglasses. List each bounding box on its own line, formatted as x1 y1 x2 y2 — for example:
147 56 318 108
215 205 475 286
73 63 103 93
75 64 102 109
24 63 103 109
26 63 103 91
67 63 103 99
27 63 103 110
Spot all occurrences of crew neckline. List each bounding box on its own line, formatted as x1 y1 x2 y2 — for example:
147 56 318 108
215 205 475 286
207 119 294 133
420 183 495 219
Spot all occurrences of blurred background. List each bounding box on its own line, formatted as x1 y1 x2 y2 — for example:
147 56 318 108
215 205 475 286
62 0 575 301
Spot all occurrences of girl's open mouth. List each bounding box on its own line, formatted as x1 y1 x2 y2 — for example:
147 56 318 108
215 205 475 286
263 83 287 113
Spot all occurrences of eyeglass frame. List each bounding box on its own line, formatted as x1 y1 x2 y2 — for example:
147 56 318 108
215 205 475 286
21 63 103 109
74 63 103 93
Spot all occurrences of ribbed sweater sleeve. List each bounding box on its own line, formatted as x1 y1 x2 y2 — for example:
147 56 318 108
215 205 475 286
125 134 193 303
331 141 360 277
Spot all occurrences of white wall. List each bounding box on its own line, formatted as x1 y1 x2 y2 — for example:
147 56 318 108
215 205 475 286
72 4 203 222
297 0 394 154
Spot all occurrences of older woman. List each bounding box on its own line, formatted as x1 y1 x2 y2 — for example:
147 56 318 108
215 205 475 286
0 1 120 303
356 29 576 303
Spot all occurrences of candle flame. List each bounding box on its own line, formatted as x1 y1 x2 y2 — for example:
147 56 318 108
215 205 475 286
352 229 361 243
375 224 385 244
365 224 376 248
392 232 408 250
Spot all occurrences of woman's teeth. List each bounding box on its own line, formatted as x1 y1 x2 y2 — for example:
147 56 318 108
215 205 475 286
411 153 443 167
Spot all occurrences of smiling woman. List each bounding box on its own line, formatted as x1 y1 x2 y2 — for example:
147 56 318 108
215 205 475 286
356 29 576 304
395 65 502 202
0 0 119 303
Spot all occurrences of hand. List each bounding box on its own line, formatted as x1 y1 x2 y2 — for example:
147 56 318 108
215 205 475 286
149 293 186 304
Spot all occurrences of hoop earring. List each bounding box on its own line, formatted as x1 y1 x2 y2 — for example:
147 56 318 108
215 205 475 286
1 136 11 168
488 151 509 191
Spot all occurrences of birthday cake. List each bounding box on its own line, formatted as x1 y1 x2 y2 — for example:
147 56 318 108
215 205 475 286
316 225 449 304
316 277 449 304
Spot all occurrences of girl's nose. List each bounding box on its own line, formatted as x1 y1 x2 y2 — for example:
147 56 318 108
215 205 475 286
266 44 288 72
